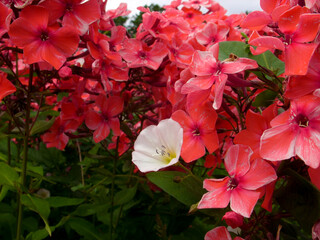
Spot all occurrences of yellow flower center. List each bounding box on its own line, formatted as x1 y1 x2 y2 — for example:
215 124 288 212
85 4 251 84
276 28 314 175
154 145 176 164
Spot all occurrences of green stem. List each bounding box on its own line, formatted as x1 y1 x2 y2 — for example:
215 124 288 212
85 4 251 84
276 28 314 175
109 137 119 240
7 121 11 166
16 64 33 240
176 162 203 184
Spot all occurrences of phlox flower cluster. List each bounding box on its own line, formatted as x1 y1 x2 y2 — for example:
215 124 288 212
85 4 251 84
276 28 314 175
0 0 320 238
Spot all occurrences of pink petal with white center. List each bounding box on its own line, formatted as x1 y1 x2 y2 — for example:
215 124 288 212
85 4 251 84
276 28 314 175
260 124 297 161
230 188 260 218
239 158 277 190
224 144 252 178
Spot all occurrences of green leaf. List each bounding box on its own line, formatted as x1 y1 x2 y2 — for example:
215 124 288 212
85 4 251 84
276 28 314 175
114 185 137 206
218 41 285 75
26 228 51 240
0 213 16 239
0 185 9 202
26 215 70 240
47 196 84 208
252 89 278 107
21 194 51 236
72 203 108 217
67 217 104 240
219 41 249 60
0 68 13 75
0 162 19 187
276 168 320 232
146 171 205 206
30 118 55 136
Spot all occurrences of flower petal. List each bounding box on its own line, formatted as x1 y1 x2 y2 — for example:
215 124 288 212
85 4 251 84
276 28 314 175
198 185 230 209
295 128 320 169
224 145 252 178
239 158 277 190
260 124 297 161
230 188 260 218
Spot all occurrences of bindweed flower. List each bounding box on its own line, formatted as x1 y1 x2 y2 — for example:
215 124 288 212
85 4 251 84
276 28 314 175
132 118 183 173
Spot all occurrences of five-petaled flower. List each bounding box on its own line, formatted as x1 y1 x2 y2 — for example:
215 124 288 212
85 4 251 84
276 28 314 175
8 5 79 69
260 94 320 169
198 144 277 218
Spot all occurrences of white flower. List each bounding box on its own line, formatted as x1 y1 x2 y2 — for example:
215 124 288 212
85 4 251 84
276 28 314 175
132 118 183 172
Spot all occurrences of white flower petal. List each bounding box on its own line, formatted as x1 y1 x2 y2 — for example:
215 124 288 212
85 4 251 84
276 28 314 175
132 118 183 172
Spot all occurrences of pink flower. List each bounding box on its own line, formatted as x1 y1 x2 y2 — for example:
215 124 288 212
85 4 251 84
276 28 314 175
171 102 219 163
260 94 320 169
198 144 277 218
119 39 168 71
40 0 101 35
181 45 257 109
222 211 244 229
8 5 79 69
85 95 123 143
205 226 244 240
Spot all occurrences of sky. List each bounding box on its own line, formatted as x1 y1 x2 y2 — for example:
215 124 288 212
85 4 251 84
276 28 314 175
106 0 262 16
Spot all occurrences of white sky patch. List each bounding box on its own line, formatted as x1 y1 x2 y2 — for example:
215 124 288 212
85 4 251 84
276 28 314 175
105 0 261 16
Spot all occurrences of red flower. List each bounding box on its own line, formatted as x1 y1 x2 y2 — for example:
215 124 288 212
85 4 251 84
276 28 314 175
119 39 168 71
198 145 277 218
0 2 12 38
234 105 277 159
181 45 257 109
260 94 320 169
8 5 79 69
0 73 16 101
85 95 123 143
40 0 101 35
171 102 219 163
42 117 78 150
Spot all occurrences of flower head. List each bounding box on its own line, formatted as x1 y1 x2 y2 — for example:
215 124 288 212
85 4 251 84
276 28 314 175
132 119 183 172
198 144 277 218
